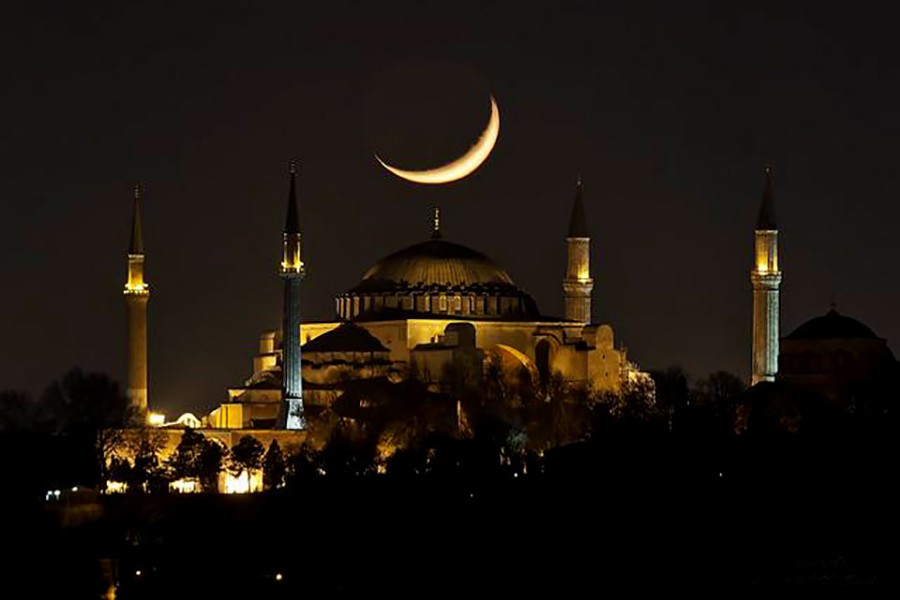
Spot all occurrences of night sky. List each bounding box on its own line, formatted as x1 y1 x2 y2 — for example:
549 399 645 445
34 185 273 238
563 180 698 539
4 1 900 415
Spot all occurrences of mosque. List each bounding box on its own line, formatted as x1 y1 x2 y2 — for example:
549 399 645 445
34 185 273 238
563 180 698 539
124 168 648 455
746 168 898 427
118 162 896 490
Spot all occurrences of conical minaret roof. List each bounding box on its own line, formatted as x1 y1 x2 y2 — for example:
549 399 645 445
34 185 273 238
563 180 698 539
568 177 589 238
285 163 300 234
756 167 777 230
129 184 144 254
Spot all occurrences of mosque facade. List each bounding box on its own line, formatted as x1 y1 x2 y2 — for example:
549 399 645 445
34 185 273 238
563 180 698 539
203 175 646 432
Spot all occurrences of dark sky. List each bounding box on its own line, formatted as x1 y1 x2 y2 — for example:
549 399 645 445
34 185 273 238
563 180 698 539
4 1 900 415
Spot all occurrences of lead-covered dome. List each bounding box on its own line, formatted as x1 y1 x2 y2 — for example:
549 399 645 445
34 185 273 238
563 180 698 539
355 239 516 292
785 309 879 340
336 237 539 320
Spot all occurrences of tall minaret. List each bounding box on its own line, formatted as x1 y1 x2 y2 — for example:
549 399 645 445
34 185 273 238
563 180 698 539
563 177 593 323
279 164 306 430
124 184 150 417
751 166 782 385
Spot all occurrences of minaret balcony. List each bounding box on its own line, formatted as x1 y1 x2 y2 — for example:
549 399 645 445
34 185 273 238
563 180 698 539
280 263 306 279
123 284 149 296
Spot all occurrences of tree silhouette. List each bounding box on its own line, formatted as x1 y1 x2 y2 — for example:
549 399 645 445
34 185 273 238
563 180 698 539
0 390 42 433
126 427 168 493
230 435 264 480
168 428 226 492
40 368 137 487
262 439 286 490
198 438 226 492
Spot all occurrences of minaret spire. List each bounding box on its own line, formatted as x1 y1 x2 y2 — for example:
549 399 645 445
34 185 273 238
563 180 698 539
751 165 782 385
279 162 306 430
756 165 777 230
124 184 150 419
563 176 593 323
130 184 144 254
285 161 300 234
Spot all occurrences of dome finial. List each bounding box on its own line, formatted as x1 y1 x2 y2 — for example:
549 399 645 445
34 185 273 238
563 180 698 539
431 205 442 239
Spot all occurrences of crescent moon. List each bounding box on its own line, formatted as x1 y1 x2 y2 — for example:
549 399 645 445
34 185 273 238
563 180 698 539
375 95 500 184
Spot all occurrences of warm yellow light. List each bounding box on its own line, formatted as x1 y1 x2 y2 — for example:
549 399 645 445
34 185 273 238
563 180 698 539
224 470 263 494
280 260 305 272
147 412 166 426
375 95 500 185
275 573 283 582
170 478 200 494
225 472 250 494
105 480 128 494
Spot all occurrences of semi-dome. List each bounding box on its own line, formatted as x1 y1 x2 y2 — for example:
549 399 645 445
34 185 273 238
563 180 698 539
336 236 539 320
785 309 879 340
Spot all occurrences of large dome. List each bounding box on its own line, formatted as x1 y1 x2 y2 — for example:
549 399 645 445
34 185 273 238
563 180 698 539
336 237 539 320
353 239 518 292
785 309 879 340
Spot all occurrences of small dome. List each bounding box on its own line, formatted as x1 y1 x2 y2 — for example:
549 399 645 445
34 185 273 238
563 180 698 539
302 322 389 353
785 309 879 340
351 238 518 293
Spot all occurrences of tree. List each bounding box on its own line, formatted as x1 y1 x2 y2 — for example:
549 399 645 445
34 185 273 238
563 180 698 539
230 435 264 479
168 428 226 492
650 366 690 430
600 376 661 425
317 427 377 478
286 443 319 485
106 455 132 485
41 368 138 487
198 438 227 492
262 440 286 490
0 390 41 433
691 371 746 435
127 427 168 493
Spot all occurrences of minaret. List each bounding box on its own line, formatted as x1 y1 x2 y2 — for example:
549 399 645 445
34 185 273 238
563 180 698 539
751 166 782 385
279 163 306 430
563 177 593 323
124 184 149 418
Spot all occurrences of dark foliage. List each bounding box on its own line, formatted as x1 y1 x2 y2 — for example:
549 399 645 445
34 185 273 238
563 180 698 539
262 440 286 490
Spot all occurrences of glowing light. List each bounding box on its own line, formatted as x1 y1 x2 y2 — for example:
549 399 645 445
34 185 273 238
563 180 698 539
224 470 263 494
275 573 283 582
224 472 250 494
147 412 166 426
280 259 305 273
375 95 500 185
123 282 148 294
170 478 200 494
174 413 202 428
105 481 128 494
135 570 142 577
